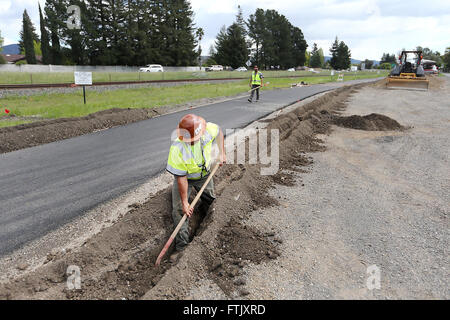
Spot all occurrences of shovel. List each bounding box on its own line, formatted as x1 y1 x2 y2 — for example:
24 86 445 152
247 82 270 92
155 162 221 266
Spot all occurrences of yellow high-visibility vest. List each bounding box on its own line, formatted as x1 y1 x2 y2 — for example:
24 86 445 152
251 72 262 85
166 122 219 180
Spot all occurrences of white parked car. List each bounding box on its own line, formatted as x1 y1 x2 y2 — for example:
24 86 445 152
287 68 295 72
139 64 164 72
209 65 224 71
235 67 248 72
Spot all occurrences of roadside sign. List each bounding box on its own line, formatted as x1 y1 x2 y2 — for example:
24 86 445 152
74 72 92 104
331 70 335 76
246 60 251 67
74 72 92 85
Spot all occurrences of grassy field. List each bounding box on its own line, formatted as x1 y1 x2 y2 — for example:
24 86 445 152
0 120 33 128
0 69 381 85
0 72 387 127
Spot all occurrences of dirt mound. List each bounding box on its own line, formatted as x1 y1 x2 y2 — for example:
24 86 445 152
0 83 372 300
333 113 404 131
0 108 156 154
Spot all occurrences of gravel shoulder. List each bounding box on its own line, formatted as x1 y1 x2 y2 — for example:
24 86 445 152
187 76 450 299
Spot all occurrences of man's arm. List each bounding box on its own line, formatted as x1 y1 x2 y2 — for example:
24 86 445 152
177 175 194 217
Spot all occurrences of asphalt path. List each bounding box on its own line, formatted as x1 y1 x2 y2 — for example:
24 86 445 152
0 78 381 256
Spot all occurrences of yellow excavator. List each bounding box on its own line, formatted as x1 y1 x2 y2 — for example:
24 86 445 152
386 50 429 91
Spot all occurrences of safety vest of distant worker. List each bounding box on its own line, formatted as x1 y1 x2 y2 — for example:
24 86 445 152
251 71 263 85
166 115 219 180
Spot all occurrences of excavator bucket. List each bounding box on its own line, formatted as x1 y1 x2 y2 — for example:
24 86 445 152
386 74 429 91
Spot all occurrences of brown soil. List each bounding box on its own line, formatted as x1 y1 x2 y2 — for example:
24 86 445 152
204 218 280 296
0 82 403 300
0 108 155 154
332 113 404 131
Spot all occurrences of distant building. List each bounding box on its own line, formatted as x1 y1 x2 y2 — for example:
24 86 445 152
422 59 438 74
0 54 43 64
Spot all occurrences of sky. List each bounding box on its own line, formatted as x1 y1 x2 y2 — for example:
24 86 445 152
1 0 449 61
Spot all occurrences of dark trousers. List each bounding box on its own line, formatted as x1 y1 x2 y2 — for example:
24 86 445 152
171 176 215 251
249 84 260 101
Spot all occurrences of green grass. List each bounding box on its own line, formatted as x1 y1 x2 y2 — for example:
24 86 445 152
0 120 33 128
0 72 387 128
0 69 361 85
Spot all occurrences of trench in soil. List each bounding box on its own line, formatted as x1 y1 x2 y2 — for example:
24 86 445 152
0 81 405 299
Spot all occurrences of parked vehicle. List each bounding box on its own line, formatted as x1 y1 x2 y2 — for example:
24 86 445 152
139 64 164 72
287 68 295 72
208 65 224 71
235 67 248 72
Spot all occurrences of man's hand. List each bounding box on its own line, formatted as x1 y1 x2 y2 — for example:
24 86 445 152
182 200 194 217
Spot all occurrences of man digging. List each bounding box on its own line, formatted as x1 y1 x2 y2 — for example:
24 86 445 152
166 114 226 262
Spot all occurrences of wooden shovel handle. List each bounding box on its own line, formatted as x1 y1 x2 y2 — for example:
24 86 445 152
155 163 221 266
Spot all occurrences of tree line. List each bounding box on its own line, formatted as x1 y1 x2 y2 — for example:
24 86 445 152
211 7 308 70
18 0 198 66
378 47 449 70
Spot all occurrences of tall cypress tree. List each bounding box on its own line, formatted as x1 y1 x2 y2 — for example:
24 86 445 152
329 36 339 70
213 7 249 69
85 0 113 65
45 0 65 65
337 41 351 69
39 3 51 64
21 10 37 64
291 26 307 67
309 43 321 68
213 23 248 69
161 0 196 66
247 9 307 69
329 37 351 70
247 8 265 67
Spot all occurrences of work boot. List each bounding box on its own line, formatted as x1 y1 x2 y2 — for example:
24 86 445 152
169 250 184 263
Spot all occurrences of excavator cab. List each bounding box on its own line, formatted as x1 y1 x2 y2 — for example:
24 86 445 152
386 50 429 91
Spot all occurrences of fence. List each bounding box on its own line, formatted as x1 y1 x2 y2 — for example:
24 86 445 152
0 64 202 73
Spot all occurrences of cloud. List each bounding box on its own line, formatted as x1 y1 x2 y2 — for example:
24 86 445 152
194 0 450 61
1 0 449 62
0 0 45 44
